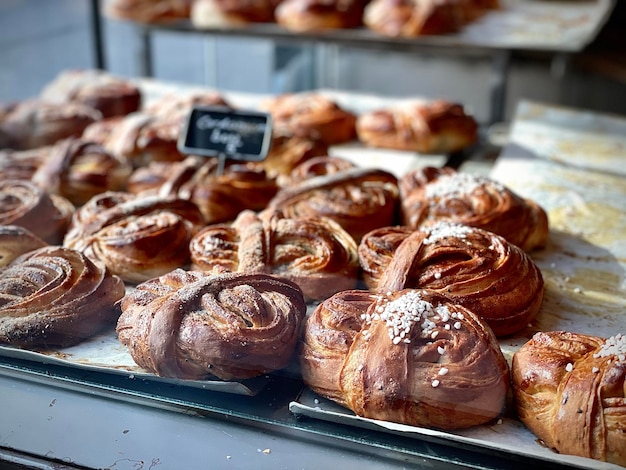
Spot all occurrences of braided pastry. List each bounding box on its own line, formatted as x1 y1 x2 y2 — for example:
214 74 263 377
0 246 124 348
359 222 544 337
356 100 478 154
0 180 74 245
512 331 626 466
190 209 359 301
260 93 357 145
0 226 47 268
268 166 399 242
117 269 306 380
300 288 509 429
399 167 549 251
32 138 132 206
64 191 205 283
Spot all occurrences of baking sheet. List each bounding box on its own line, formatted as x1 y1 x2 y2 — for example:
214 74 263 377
184 0 614 52
289 100 626 468
0 330 267 396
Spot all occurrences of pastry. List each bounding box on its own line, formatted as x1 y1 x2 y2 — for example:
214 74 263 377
0 246 124 348
127 155 278 224
31 137 132 206
0 225 47 268
358 222 544 337
0 180 74 245
364 0 466 37
117 269 307 380
356 100 478 154
260 93 357 145
0 146 51 181
191 0 281 27
64 191 205 283
512 331 626 466
275 0 367 32
268 166 399 241
190 209 360 301
0 99 101 150
283 155 356 186
40 69 141 119
399 167 549 251
104 0 192 23
300 288 509 429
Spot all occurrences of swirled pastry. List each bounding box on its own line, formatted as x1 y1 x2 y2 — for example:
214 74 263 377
275 0 367 32
64 191 205 283
263 131 329 185
512 331 626 466
31 138 132 206
0 226 47 268
283 155 356 186
359 222 544 337
117 269 306 380
399 167 549 251
40 69 141 119
104 0 192 23
356 100 478 154
190 209 359 301
0 99 101 150
300 288 509 429
0 246 124 348
128 155 278 224
364 0 466 37
260 93 357 145
0 146 50 181
0 180 74 245
268 166 399 242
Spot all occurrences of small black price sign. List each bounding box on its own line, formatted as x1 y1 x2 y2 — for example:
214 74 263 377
178 106 272 161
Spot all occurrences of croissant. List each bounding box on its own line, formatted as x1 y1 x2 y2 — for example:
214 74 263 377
359 222 544 337
190 209 360 301
31 137 132 206
512 331 626 466
260 93 357 145
363 0 466 37
268 166 399 242
40 69 141 119
300 288 509 429
0 246 124 348
0 225 47 268
0 180 74 245
356 100 478 154
117 269 307 380
0 99 101 150
64 191 205 283
399 167 549 251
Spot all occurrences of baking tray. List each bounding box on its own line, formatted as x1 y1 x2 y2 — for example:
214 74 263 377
289 100 626 469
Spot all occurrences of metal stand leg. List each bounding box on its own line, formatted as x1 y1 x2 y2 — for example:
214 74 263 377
137 26 154 78
89 0 106 70
489 50 511 125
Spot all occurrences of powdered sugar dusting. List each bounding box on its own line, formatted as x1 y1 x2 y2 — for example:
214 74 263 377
593 333 626 361
425 173 503 202
423 222 475 245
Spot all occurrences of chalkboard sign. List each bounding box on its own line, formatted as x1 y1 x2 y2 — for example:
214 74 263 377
178 106 272 161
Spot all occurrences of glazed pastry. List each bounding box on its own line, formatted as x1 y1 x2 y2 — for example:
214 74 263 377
0 99 101 150
128 155 278 224
0 225 47 268
104 0 192 23
40 69 141 119
359 222 544 337
283 155 356 186
64 191 205 283
31 138 132 206
0 146 51 181
268 166 399 242
117 269 307 380
260 93 357 145
512 331 626 466
364 0 466 37
191 0 281 26
190 209 360 301
144 91 231 119
276 0 367 32
300 288 509 429
81 116 125 146
0 180 74 245
399 167 549 251
356 100 478 154
0 246 124 348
